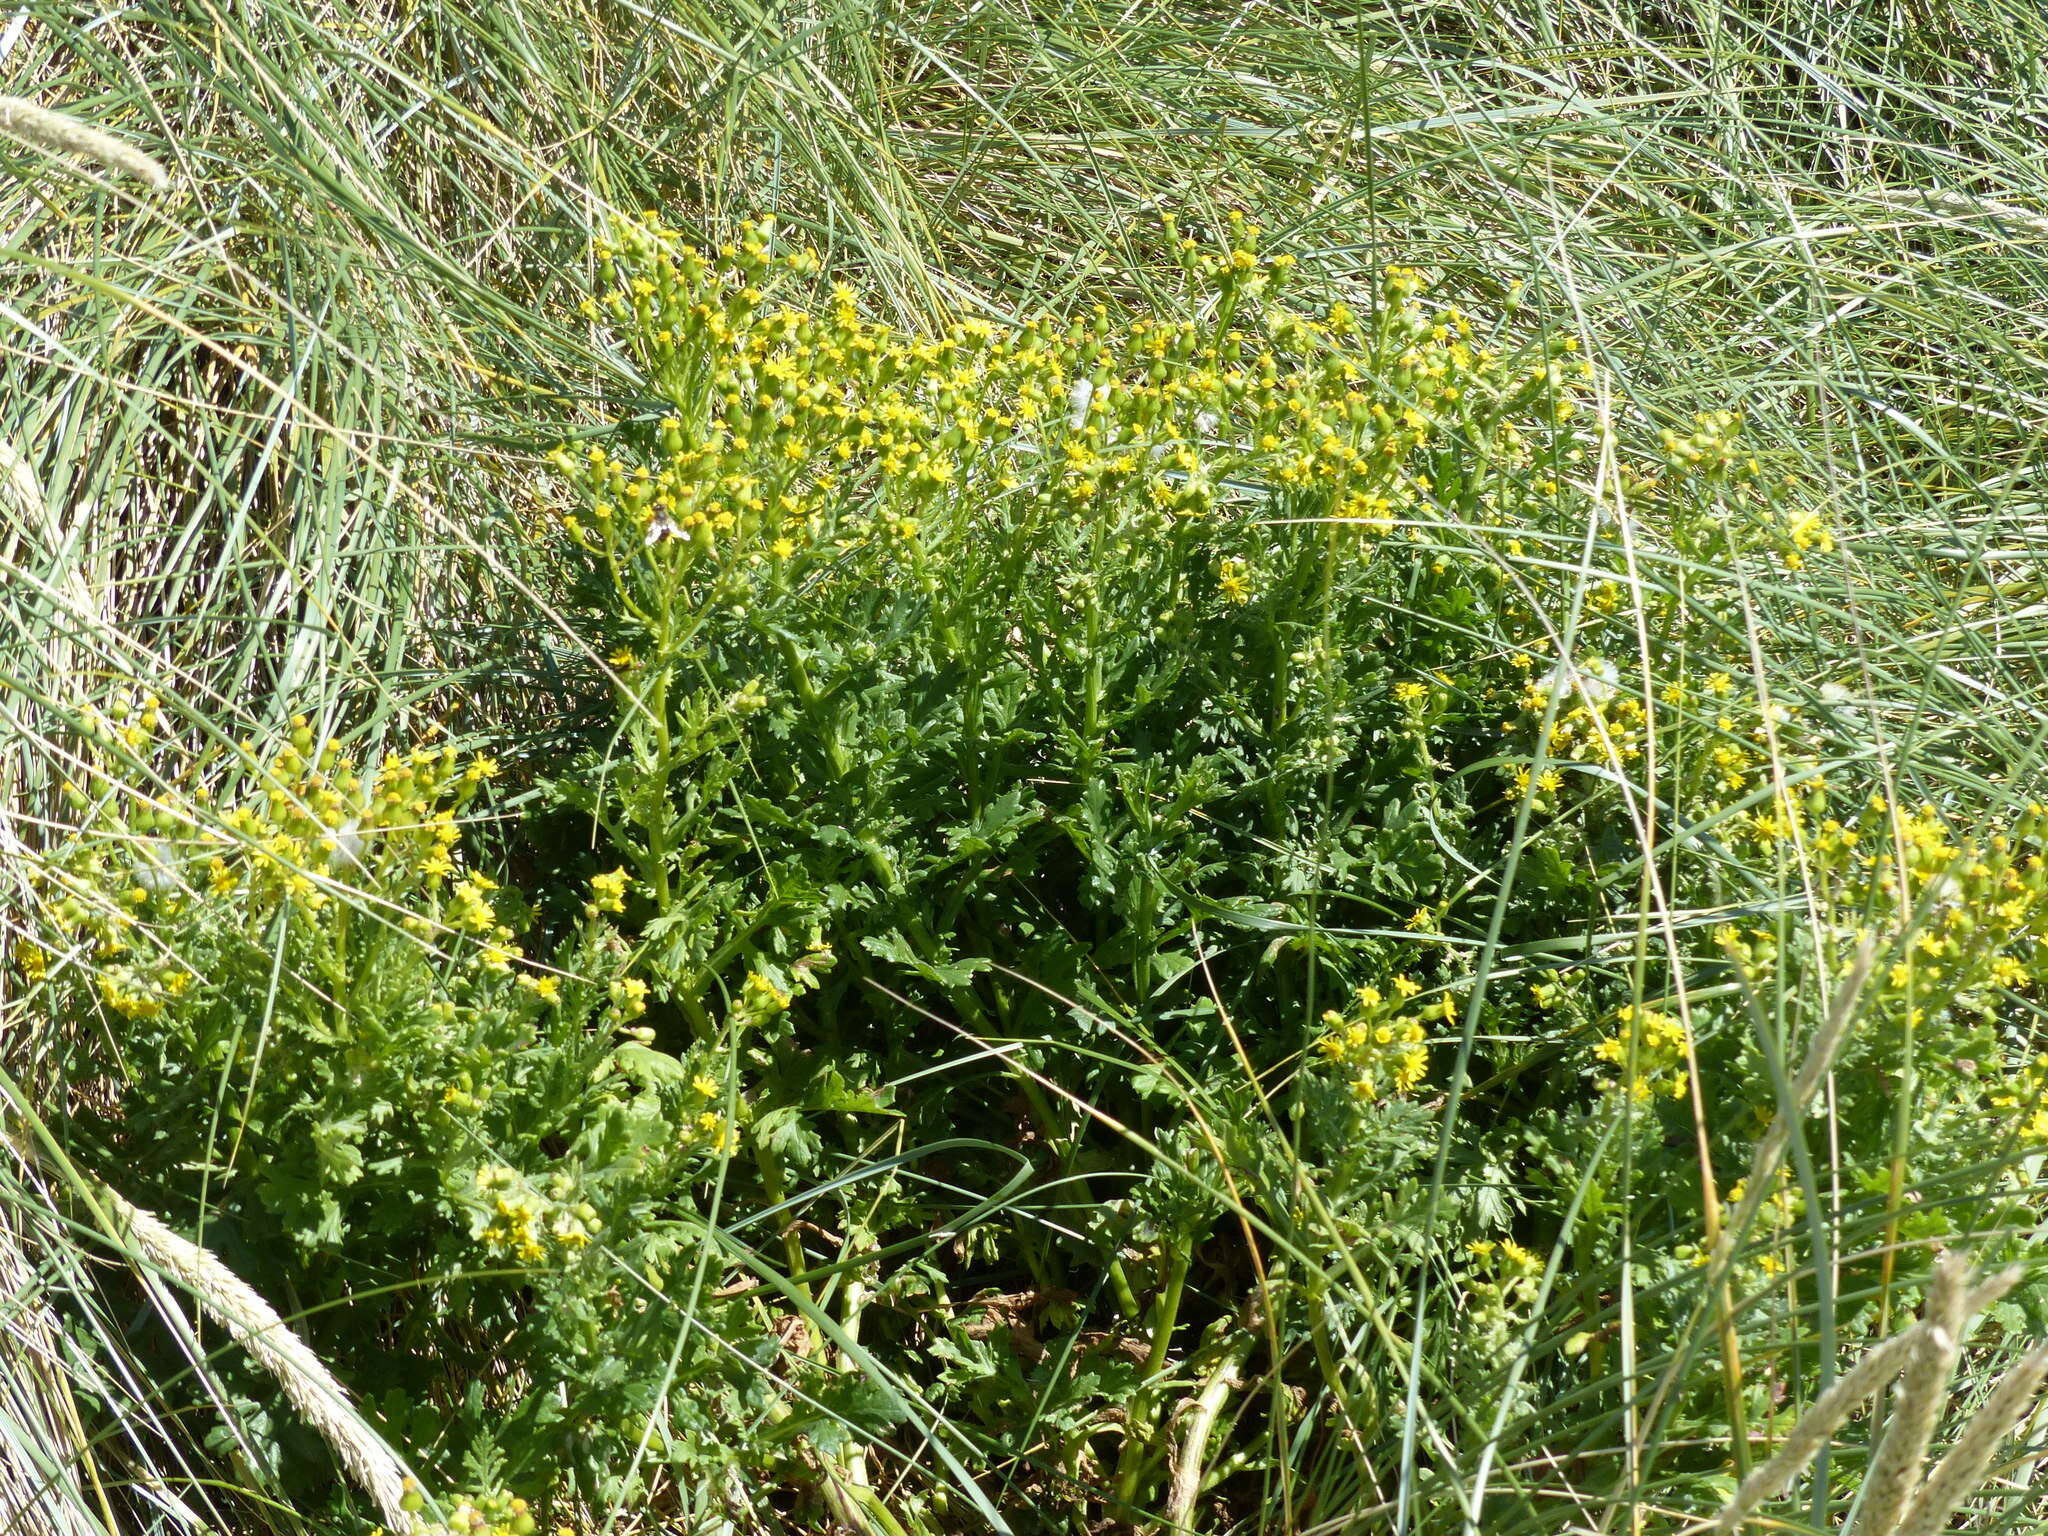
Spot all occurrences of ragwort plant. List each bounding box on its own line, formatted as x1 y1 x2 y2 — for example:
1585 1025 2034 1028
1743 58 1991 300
17 2 2048 1530
532 215 2048 1529
520 212 1907 1526
518 211 1589 1521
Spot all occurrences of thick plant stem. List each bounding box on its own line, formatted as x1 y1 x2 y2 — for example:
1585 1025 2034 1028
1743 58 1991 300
833 1230 883 1518
1164 1322 1256 1528
1114 1244 1194 1509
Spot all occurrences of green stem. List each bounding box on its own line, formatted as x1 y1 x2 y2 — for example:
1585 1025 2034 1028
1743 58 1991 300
779 634 851 781
753 1140 814 1316
1113 1243 1195 1508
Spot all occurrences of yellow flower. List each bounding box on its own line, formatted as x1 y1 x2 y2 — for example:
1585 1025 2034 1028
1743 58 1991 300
589 867 631 913
12 941 46 982
742 971 792 1013
1217 557 1253 604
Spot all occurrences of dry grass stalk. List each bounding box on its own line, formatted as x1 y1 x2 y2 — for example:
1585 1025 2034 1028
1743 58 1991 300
0 95 168 188
104 1187 413 1528
1865 186 2048 241
1891 1344 2048 1536
1713 1257 2044 1534
0 439 41 524
1711 1324 1924 1531
1852 1255 1968 1536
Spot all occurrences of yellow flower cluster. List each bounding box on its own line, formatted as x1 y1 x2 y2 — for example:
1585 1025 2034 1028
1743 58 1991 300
1660 409 1755 480
473 1165 602 1266
678 1070 735 1157
609 974 650 1020
1591 1003 1690 1102
1652 409 1835 568
729 941 837 1033
1509 657 1646 778
1316 980 1433 1100
1499 657 1824 837
1217 556 1253 604
73 687 165 754
390 1482 564 1536
1992 1056 2048 1144
8 939 46 982
1466 1236 1540 1276
1725 1173 1804 1276
1782 507 1835 568
1461 1236 1544 1337
588 866 630 914
205 730 492 909
553 212 1586 599
35 723 594 1022
93 959 194 1020
1817 798 2048 1054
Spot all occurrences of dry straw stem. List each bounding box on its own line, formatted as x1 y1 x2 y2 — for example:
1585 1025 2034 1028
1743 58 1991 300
1164 1322 1258 1528
103 1187 413 1528
0 95 168 188
1851 1255 1968 1536
0 1201 105 1536
0 438 42 524
1864 186 2048 241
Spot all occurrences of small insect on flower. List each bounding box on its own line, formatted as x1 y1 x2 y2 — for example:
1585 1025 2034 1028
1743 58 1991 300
1067 377 1094 430
327 817 366 870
